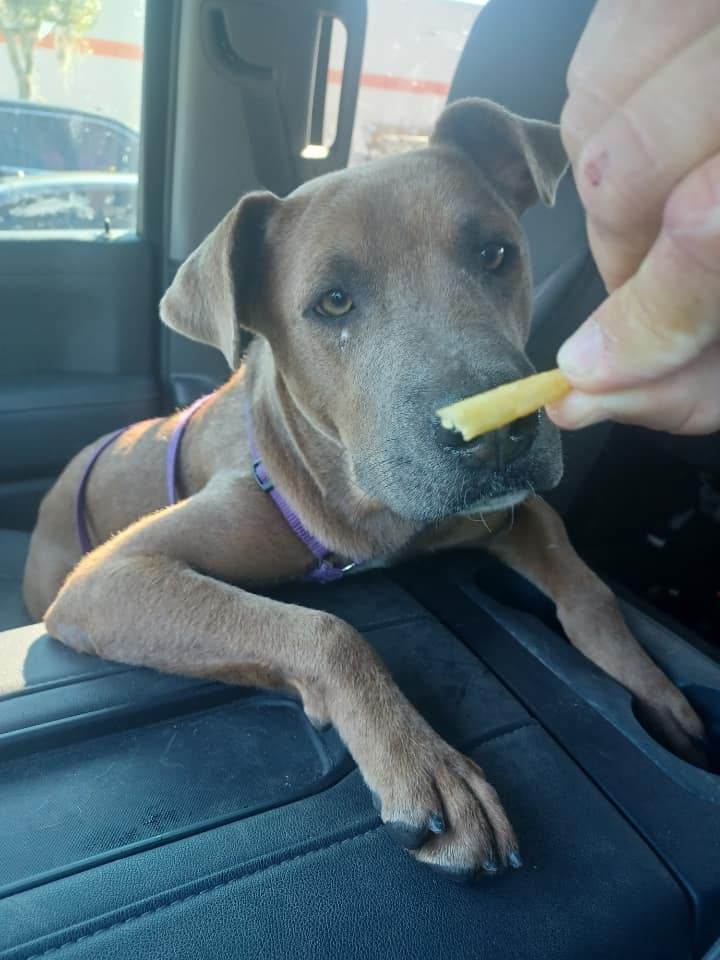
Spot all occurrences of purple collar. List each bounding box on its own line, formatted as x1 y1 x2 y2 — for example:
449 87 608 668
244 403 357 583
75 393 357 584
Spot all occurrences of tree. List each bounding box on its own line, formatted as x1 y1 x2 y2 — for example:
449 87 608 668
0 0 101 100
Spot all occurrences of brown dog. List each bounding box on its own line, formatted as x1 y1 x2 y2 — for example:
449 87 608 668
23 98 705 879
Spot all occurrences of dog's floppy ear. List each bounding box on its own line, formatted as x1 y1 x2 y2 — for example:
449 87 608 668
160 191 279 369
431 98 568 212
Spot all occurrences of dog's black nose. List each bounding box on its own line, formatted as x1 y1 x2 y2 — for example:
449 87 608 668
495 413 537 467
437 413 537 469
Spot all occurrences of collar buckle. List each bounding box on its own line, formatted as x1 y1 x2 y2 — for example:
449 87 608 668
252 457 275 493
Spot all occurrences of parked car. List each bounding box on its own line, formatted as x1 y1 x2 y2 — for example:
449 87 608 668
0 171 137 230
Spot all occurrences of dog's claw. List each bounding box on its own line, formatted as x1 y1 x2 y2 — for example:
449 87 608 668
385 820 429 850
384 811 446 850
429 813 446 834
372 787 448 850
365 728 517 879
508 851 523 869
636 691 711 770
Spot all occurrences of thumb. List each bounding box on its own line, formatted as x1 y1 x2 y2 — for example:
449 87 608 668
548 343 720 435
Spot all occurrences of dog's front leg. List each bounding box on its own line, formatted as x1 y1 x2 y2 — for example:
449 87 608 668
45 473 520 878
486 497 707 764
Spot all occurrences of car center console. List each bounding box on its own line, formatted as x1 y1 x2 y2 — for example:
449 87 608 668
1 553 719 959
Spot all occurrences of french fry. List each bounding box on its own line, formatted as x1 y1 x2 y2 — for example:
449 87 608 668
437 368 570 442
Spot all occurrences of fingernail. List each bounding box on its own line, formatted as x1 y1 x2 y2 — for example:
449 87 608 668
557 317 604 380
508 851 523 869
429 813 446 834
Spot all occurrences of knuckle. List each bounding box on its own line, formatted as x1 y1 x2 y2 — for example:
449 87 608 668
577 106 656 229
582 180 635 239
577 151 627 229
612 98 655 170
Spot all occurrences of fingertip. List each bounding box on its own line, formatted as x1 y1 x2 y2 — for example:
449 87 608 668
556 316 604 382
546 391 606 430
545 400 568 428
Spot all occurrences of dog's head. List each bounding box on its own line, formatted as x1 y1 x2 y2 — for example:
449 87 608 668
161 98 568 522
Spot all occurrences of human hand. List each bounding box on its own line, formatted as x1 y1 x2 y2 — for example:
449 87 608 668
548 0 720 434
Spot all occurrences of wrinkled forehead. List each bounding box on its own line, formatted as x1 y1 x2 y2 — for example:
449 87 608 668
268 148 524 284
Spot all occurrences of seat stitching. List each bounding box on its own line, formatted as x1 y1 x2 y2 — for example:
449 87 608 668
17 717 534 958
23 824 382 960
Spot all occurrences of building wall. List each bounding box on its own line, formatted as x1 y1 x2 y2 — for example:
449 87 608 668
0 0 145 130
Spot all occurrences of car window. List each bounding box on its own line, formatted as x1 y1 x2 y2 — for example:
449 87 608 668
338 0 487 165
0 0 145 232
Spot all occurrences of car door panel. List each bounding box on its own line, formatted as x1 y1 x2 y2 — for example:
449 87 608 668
0 236 160 529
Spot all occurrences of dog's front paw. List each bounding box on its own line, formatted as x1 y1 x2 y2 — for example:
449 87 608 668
635 680 709 768
368 733 521 881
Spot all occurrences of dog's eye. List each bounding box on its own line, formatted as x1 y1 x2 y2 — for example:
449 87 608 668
479 242 506 271
314 289 354 318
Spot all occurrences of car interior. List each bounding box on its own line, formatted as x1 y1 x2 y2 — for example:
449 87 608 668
1 1 719 958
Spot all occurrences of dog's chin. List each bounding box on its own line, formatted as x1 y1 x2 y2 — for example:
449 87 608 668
373 477 534 524
354 437 563 524
377 461 562 524
432 482 531 522
459 489 529 515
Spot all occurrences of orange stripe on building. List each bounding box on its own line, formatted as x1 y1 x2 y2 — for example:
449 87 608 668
80 36 144 61
0 32 144 61
1 32 449 97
